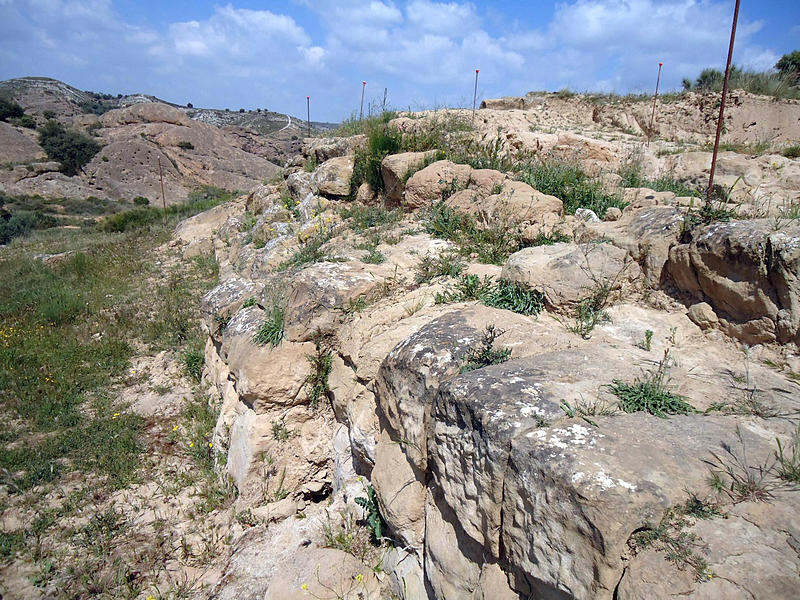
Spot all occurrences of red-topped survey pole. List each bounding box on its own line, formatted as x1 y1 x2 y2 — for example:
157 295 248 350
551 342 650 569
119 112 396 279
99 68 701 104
707 0 741 202
472 69 479 123
647 62 663 147
306 96 311 137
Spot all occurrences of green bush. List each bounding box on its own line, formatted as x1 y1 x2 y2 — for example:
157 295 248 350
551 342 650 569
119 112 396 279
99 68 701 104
351 119 402 193
683 64 799 99
782 145 800 159
132 196 150 206
102 207 160 232
0 97 24 121
177 141 194 150
12 115 36 129
38 120 102 176
775 51 800 84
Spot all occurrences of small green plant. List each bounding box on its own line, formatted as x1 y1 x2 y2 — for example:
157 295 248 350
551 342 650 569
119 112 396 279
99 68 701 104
643 329 654 352
242 297 257 308
304 339 332 408
775 425 800 486
278 222 336 271
705 426 786 503
271 419 292 441
481 279 544 315
253 301 285 347
609 350 695 417
629 494 721 582
354 485 385 543
560 397 616 427
303 155 318 172
182 344 204 382
132 196 149 206
782 145 800 159
177 141 194 150
414 251 464 283
361 246 385 264
460 325 512 373
340 203 401 232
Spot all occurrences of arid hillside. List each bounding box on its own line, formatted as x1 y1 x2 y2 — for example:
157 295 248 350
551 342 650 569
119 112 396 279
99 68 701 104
1 88 799 600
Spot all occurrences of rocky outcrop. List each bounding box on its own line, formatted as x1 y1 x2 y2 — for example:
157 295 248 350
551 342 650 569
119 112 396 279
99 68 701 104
668 219 800 344
313 155 355 197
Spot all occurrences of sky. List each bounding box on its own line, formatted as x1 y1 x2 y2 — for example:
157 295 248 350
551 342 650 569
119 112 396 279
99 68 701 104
0 0 798 122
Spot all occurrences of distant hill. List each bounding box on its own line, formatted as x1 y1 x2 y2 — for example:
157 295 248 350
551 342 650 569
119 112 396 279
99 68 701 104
0 77 340 204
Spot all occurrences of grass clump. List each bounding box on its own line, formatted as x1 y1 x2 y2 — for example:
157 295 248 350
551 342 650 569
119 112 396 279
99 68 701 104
414 251 465 283
775 425 800 486
682 65 800 100
350 113 402 194
618 161 697 196
436 274 544 316
424 201 524 265
278 221 337 271
782 145 800 159
518 159 627 218
253 301 285 347
340 203 401 232
460 325 512 373
609 350 695 417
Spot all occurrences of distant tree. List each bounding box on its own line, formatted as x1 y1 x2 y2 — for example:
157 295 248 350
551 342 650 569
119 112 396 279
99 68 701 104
38 121 102 176
0 97 24 121
775 51 800 83
187 102 194 108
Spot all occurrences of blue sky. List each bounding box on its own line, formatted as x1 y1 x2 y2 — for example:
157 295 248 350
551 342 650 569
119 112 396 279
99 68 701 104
1 1 798 121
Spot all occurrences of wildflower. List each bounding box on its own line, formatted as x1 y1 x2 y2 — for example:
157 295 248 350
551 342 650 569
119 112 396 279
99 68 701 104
301 583 308 591
355 573 363 583
189 442 194 448
173 425 179 431
208 442 213 448
112 412 120 420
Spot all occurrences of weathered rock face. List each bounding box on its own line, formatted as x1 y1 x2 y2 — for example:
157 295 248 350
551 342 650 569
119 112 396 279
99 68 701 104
502 242 641 311
303 135 366 164
381 151 437 205
313 155 355 197
404 160 473 209
668 219 800 344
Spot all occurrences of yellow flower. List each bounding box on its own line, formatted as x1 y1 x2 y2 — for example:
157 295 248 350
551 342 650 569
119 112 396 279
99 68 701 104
208 442 213 448
301 583 308 591
189 442 194 448
355 573 363 583
173 425 179 431
112 413 120 420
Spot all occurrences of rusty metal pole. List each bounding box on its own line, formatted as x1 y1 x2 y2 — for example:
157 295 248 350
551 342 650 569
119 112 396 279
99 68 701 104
707 0 741 203
472 69 479 123
306 96 311 137
157 156 166 223
359 81 366 121
647 62 663 147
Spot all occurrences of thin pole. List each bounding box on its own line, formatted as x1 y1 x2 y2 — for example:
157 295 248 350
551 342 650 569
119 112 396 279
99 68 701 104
647 62 663 147
707 0 740 202
382 87 387 112
158 156 166 223
359 81 366 121
472 69 479 123
306 96 311 137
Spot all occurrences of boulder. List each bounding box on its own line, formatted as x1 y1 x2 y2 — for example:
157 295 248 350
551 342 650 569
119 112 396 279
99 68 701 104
404 160 473 209
313 155 354 197
286 170 315 203
381 151 437 205
502 243 641 311
303 135 366 163
666 219 800 344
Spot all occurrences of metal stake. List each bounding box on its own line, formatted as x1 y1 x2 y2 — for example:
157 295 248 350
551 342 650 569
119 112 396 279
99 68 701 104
158 156 166 223
647 62 663 147
359 81 366 121
707 0 740 202
306 96 311 137
472 69 479 123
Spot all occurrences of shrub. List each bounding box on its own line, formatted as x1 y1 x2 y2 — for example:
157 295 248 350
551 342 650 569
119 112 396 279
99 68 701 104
0 97 24 121
683 64 800 100
12 115 36 129
774 50 800 84
351 119 402 193
414 251 465 283
177 141 194 150
38 120 102 176
132 196 149 206
437 274 545 316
